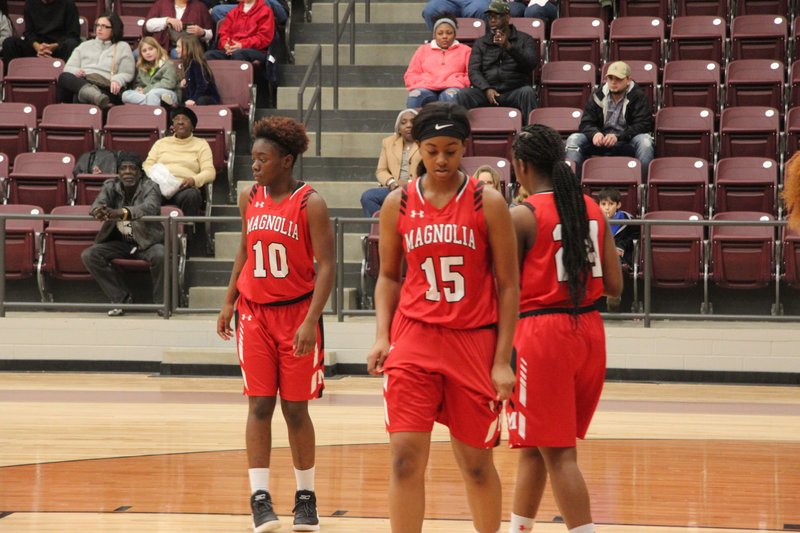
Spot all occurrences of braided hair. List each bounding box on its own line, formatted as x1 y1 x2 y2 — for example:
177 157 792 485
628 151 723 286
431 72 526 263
512 124 593 316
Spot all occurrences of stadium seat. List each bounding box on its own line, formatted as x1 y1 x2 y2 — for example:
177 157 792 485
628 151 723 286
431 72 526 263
114 0 154 17
74 0 104 29
641 210 706 289
662 60 720 116
37 204 103 302
710 211 775 290
794 18 800 64
454 18 486 45
781 225 800 289
0 103 36 169
73 173 115 206
78 16 89 40
647 157 710 216
539 61 596 109
465 107 522 161
103 105 167 161
528 107 583 140
714 157 778 216
669 16 727 66
3 57 65 119
207 60 256 130
730 14 787 63
719 106 780 161
37 104 103 161
119 15 146 48
724 59 784 110
601 60 658 112
559 0 611 21
617 0 671 21
580 156 642 216
549 17 606 67
10 14 24 36
460 156 511 196
735 0 791 19
360 212 381 309
786 107 800 158
608 16 665 68
654 107 715 162
0 204 44 281
789 60 800 108
675 0 729 18
191 106 236 202
509 18 545 81
7 152 74 214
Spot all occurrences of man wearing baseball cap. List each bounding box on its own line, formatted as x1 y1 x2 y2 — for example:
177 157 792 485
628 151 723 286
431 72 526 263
455 0 538 121
566 60 654 180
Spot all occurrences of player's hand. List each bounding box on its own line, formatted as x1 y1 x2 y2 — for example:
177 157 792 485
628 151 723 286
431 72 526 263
217 303 234 340
293 319 317 357
491 362 515 401
367 338 391 375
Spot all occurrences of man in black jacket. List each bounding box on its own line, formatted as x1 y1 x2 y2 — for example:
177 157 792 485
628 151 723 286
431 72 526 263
455 0 537 120
2 0 80 74
82 152 165 316
566 61 654 179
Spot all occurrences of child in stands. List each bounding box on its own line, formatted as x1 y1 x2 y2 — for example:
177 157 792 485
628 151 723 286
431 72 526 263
122 37 179 107
177 35 220 106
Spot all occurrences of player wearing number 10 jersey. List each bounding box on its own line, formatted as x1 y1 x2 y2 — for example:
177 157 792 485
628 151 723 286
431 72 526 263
505 125 622 533
367 103 519 533
217 116 334 533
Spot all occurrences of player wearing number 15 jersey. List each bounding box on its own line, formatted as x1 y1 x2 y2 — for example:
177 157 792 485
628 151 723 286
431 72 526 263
505 125 622 533
367 103 519 533
217 116 334 533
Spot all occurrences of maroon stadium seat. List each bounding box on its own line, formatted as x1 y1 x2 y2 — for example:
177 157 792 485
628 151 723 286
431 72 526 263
103 105 167 160
617 0 671 21
207 60 256 129
0 204 44 281
735 0 791 19
781 225 800 289
642 210 706 289
719 106 780 161
794 18 800 63
528 107 583 140
730 14 787 63
191 105 236 202
601 60 658 113
7 152 74 214
714 157 778 216
119 15 146 48
654 107 715 161
73 173 116 206
461 156 511 196
581 156 642 216
454 18 486 45
646 157 710 216
724 59 784 110
786 107 800 158
669 16 727 66
675 0 729 18
789 60 800 108
662 60 720 116
3 57 64 119
710 211 775 290
0 103 36 169
549 17 606 67
509 18 545 81
38 104 103 161
539 61 596 109
360 212 381 309
114 0 154 17
560 0 611 21
608 16 665 68
466 107 522 161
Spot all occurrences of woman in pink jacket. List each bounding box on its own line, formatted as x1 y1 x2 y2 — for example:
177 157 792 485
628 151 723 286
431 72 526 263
404 16 472 108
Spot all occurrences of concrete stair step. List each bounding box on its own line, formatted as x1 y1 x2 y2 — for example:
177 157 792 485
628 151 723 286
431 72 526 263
257 109 400 131
233 155 378 182
293 23 429 44
277 87 407 112
188 286 359 310
236 180 378 210
214 231 366 262
311 2 425 24
293 43 417 66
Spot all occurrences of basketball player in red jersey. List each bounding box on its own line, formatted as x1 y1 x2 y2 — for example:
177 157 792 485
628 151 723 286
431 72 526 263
217 116 335 533
367 102 519 533
505 124 622 533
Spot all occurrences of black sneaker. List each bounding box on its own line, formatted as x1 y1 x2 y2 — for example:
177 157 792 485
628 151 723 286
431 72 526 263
250 490 281 532
292 490 320 531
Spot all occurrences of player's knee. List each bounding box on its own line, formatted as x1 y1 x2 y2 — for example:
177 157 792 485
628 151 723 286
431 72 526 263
461 461 494 486
391 449 425 480
280 400 309 428
249 397 276 420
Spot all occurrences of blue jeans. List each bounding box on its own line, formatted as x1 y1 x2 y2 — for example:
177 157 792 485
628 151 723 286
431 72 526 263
565 132 655 179
360 187 390 217
509 1 558 21
211 0 288 24
422 0 490 30
205 48 269 63
406 87 461 108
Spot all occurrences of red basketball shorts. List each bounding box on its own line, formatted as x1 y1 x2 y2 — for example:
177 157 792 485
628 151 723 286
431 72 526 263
382 313 502 449
506 310 606 448
235 295 324 401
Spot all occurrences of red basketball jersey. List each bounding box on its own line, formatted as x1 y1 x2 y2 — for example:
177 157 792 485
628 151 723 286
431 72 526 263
237 182 316 304
396 176 497 329
519 192 607 311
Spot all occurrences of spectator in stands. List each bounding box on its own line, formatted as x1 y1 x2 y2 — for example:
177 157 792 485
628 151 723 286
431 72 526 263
57 12 135 108
404 15 471 108
144 0 214 59
177 35 220 105
783 151 800 230
473 164 500 190
83 151 165 317
122 37 179 107
455 1 538 121
0 0 13 53
565 60 654 179
210 0 287 28
204 0 274 65
360 109 421 217
2 0 80 74
421 0 489 31
508 0 558 26
597 186 638 312
143 106 215 217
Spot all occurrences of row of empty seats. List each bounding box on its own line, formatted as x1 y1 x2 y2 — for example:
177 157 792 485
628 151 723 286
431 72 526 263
557 0 796 22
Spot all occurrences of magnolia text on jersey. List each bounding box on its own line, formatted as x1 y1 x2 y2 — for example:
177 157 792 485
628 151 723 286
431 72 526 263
404 223 476 251
247 214 300 240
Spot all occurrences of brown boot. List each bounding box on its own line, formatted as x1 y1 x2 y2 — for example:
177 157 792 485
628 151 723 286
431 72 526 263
78 84 110 108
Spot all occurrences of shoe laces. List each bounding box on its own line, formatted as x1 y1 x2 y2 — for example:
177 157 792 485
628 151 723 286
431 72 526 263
293 491 316 516
252 491 273 513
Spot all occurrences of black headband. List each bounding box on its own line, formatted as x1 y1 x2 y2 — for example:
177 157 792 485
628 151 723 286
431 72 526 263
415 120 470 142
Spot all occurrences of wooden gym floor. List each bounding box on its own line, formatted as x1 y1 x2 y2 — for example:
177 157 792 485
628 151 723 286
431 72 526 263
0 372 798 532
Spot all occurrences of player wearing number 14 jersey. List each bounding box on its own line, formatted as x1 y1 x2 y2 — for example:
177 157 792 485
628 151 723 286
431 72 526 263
217 116 335 533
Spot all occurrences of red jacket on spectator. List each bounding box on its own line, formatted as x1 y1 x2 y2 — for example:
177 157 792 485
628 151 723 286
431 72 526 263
145 0 214 53
216 0 274 52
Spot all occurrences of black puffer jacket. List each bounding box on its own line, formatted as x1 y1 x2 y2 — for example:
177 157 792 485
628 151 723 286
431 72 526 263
467 25 538 94
578 81 653 143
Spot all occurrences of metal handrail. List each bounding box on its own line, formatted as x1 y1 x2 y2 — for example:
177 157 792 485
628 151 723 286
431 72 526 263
297 44 323 178
332 0 356 110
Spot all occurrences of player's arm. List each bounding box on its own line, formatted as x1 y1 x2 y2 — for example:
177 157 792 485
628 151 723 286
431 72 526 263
510 203 537 269
367 189 404 375
600 217 623 298
216 191 250 340
293 192 335 356
484 187 520 401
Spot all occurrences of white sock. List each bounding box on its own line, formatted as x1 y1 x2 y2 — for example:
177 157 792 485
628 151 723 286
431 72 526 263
248 468 269 494
569 524 595 533
294 466 315 491
509 513 535 532
474 528 500 533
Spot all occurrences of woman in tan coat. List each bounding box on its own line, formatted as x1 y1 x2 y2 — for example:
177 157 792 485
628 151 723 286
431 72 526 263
360 108 422 217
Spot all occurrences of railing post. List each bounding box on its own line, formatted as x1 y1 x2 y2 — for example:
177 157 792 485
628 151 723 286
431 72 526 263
333 0 340 110
349 1 356 65
170 216 179 318
643 222 652 328
336 218 345 322
0 217 6 318
162 213 171 319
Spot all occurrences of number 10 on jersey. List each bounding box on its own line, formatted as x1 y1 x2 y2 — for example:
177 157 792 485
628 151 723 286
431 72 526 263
252 241 289 278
